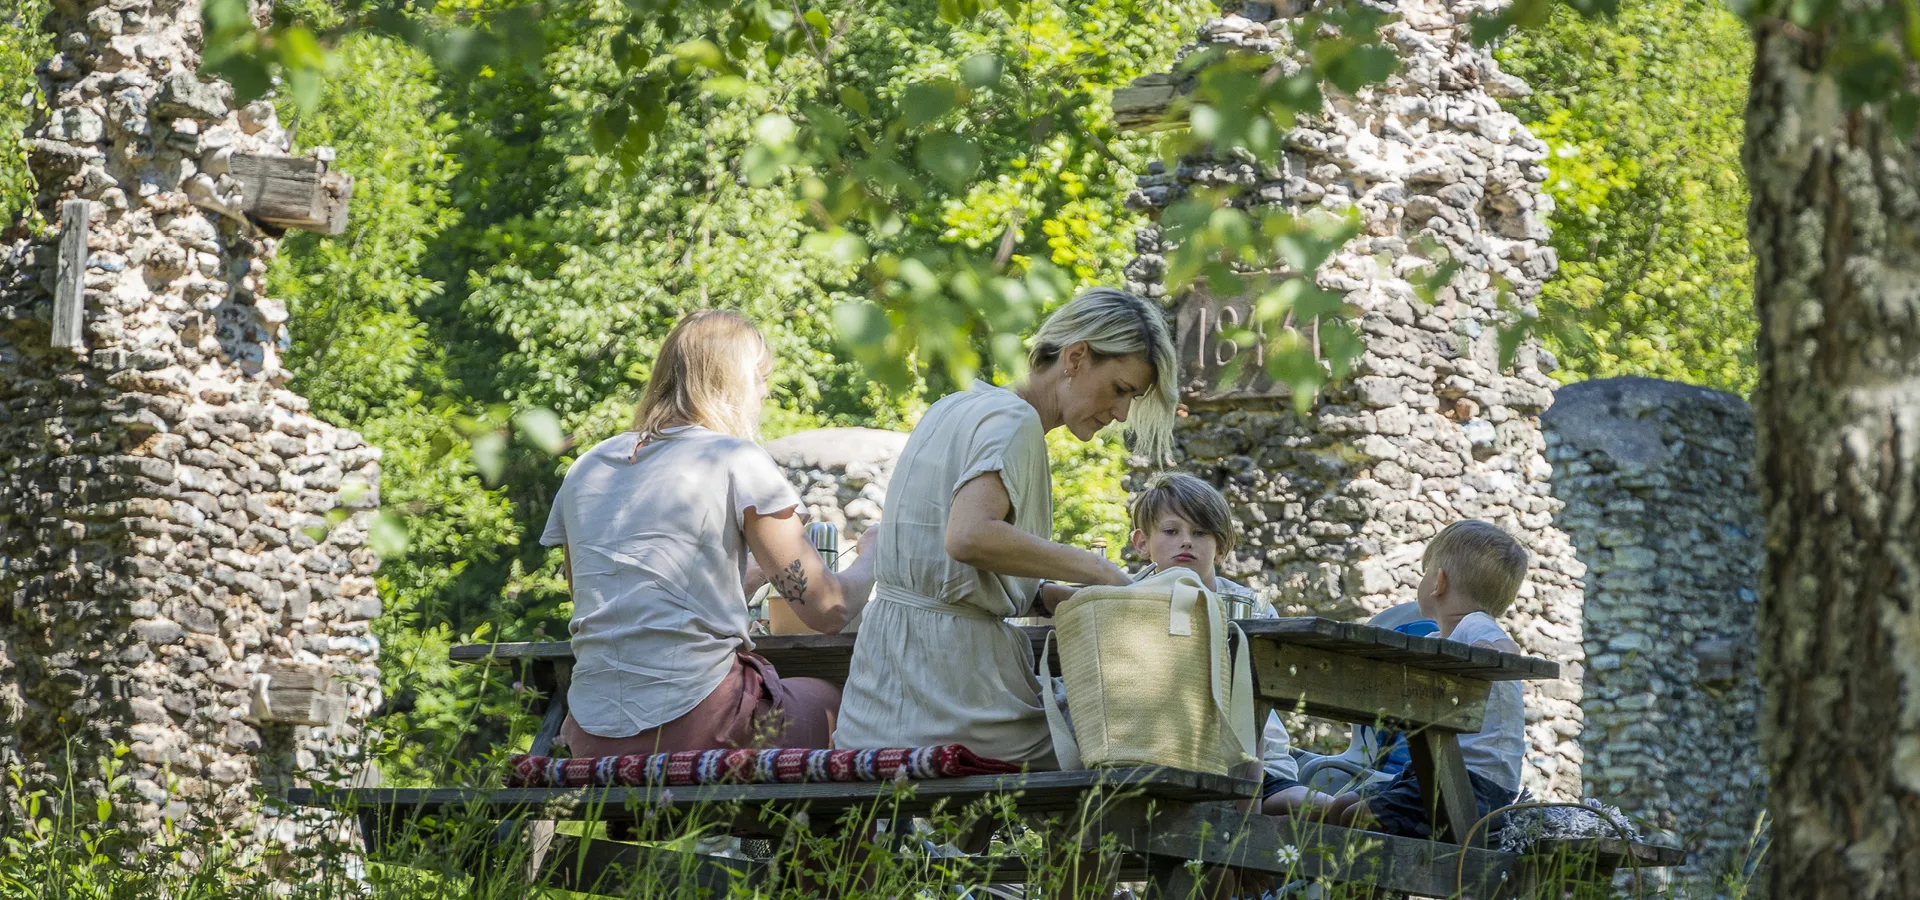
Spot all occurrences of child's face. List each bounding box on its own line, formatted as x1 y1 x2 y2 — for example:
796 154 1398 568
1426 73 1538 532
1133 514 1221 584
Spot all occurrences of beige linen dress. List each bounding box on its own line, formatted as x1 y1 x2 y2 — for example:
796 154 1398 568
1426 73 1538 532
833 381 1060 766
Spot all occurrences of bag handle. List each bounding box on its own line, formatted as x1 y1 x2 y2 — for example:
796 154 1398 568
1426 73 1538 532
1128 567 1205 637
1201 583 1259 767
1224 620 1259 766
1037 629 1083 770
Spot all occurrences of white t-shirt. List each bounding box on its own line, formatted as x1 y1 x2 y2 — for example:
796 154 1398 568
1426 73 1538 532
1448 611 1525 791
541 426 803 738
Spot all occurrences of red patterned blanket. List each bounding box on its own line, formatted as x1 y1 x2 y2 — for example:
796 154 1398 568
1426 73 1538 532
508 744 1022 788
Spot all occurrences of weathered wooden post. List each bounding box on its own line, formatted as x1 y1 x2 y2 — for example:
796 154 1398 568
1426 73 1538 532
0 0 379 856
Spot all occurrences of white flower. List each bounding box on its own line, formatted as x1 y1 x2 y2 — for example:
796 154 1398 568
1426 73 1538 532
1274 844 1301 867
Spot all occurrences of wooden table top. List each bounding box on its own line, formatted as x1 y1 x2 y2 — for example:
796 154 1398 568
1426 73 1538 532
451 616 1558 682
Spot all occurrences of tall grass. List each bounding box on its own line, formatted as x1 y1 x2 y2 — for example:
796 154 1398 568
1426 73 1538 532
2 750 1767 900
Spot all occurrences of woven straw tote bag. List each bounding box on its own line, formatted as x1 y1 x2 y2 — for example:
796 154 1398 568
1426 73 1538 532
1038 568 1258 774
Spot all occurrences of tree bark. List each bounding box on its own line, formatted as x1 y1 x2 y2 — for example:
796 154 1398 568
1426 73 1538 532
1745 16 1920 899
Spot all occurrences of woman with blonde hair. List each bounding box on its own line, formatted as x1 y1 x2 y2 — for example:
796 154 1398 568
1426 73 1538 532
834 287 1178 767
542 310 878 755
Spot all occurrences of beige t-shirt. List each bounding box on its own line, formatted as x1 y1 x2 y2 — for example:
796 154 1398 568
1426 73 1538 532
834 381 1059 762
541 426 803 738
870 380 1052 617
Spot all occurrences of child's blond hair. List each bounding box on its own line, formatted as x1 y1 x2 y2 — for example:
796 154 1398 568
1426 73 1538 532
1129 472 1237 559
633 310 770 441
1422 520 1528 616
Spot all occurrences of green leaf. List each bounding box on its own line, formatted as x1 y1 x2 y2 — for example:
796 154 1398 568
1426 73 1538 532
902 81 960 128
672 39 726 72
470 431 507 485
1414 260 1465 303
369 511 409 560
833 300 892 350
1498 315 1534 369
514 408 566 455
916 132 981 191
838 85 872 118
960 53 1003 90
753 113 797 147
1320 319 1365 381
95 798 110 823
742 144 783 186
1891 91 1920 141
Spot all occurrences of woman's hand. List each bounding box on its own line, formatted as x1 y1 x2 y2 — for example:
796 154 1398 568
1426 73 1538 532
854 524 881 561
1083 550 1130 586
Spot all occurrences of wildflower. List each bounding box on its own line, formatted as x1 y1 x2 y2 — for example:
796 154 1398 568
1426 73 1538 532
1184 858 1205 875
1275 844 1301 866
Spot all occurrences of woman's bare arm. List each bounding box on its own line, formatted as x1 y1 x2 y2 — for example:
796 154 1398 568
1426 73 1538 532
945 471 1129 593
743 507 879 634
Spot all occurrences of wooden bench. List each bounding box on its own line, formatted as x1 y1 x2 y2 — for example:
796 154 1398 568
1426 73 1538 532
288 617 1683 897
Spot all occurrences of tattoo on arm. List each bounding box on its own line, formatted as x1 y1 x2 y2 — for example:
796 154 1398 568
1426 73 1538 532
772 559 809 605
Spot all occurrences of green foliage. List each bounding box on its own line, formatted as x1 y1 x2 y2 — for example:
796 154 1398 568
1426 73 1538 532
0 0 49 231
255 1 1201 771
221 0 1425 398
1048 426 1131 553
1497 0 1756 394
270 33 528 774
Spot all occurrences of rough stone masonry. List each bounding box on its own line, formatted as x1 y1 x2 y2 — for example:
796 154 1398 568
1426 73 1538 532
1544 377 1766 883
1122 0 1588 805
0 0 381 850
1114 0 1769 883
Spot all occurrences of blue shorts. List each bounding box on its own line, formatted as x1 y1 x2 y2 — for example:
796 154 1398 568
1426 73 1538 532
1260 774 1304 799
1357 766 1521 839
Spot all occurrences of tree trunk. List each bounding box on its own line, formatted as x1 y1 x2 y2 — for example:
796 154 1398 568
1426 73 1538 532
1745 17 1920 899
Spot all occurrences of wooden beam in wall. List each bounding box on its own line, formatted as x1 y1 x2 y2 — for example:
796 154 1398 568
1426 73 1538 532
51 199 88 350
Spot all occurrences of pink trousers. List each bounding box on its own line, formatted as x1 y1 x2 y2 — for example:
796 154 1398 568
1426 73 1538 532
560 651 842 756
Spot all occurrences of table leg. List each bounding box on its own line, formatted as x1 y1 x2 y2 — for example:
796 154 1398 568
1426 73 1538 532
1408 730 1480 847
1145 854 1203 900
507 661 573 879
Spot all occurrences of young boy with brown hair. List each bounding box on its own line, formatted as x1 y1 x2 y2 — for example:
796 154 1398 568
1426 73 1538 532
1128 472 1331 814
1320 519 1529 836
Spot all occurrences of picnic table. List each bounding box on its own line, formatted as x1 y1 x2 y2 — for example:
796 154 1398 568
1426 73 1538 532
290 618 1680 898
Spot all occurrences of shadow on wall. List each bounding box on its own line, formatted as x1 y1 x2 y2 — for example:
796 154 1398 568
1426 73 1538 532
1542 376 1765 887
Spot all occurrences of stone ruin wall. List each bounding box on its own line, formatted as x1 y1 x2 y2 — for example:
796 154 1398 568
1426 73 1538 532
764 426 908 546
0 0 381 849
1116 0 1767 882
1544 377 1765 881
1123 0 1589 805
0 0 1769 883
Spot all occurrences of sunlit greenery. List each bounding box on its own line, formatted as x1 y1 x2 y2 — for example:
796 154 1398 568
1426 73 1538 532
0 0 49 233
1498 0 1754 395
0 0 1775 776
